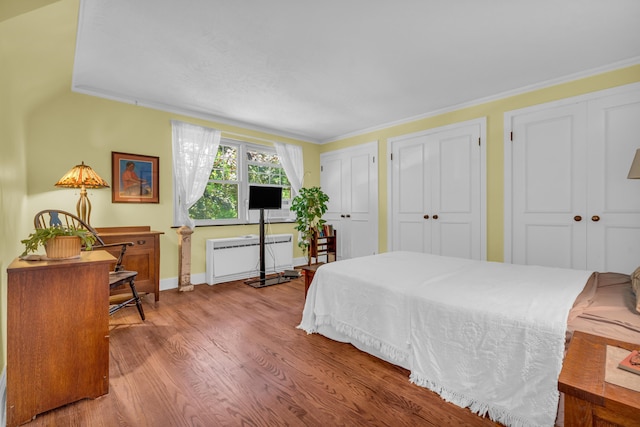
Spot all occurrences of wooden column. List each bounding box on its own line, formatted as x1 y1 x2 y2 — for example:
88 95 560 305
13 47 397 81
177 226 194 292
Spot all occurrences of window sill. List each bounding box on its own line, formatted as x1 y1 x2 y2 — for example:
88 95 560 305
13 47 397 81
171 219 296 228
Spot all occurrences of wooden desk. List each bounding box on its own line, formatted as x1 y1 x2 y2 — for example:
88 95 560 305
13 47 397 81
7 251 115 427
95 226 163 301
301 263 324 299
558 331 640 427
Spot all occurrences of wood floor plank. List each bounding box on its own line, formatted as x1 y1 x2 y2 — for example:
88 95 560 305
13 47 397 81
24 278 500 427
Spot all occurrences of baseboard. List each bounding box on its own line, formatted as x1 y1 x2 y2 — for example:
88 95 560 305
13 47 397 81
158 263 307 291
293 256 307 267
191 272 206 286
159 276 178 291
159 272 218 290
1 365 6 427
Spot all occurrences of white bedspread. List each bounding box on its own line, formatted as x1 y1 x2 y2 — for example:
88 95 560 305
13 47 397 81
298 251 593 427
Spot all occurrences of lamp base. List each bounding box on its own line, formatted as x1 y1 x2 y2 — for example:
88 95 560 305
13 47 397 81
76 185 92 225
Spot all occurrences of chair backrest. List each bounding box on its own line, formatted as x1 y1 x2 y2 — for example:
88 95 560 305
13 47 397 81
34 209 106 247
34 209 134 271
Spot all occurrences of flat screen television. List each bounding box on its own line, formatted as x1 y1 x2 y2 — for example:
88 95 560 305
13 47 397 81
248 185 282 210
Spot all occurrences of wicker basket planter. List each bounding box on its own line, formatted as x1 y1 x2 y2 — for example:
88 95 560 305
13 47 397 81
21 226 96 259
45 236 82 259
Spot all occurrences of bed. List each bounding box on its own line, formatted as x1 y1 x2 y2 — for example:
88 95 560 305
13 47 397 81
298 251 640 427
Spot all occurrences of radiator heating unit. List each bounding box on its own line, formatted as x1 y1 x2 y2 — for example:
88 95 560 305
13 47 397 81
205 234 293 285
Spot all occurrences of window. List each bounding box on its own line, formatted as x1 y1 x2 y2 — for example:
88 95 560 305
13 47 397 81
188 144 239 222
246 148 291 200
186 139 293 226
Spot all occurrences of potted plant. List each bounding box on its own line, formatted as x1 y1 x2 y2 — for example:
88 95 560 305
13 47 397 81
291 186 329 264
21 226 97 259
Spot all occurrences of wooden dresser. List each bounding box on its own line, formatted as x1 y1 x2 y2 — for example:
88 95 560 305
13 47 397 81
559 331 640 427
7 251 115 427
95 226 163 301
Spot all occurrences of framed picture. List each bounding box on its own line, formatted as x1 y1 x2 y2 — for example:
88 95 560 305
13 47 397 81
111 152 159 203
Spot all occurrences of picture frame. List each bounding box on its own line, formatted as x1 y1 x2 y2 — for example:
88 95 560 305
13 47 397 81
111 152 159 203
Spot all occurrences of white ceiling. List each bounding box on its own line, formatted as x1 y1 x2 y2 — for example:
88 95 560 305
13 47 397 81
72 0 640 143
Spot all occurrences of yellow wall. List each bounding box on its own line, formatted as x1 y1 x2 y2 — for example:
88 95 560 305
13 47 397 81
321 65 640 261
0 0 67 374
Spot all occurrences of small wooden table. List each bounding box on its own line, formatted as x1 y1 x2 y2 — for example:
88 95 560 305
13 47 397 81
301 263 324 299
558 331 640 427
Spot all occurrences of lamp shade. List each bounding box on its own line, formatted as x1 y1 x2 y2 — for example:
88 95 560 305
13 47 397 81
628 149 640 179
55 161 110 188
54 161 109 225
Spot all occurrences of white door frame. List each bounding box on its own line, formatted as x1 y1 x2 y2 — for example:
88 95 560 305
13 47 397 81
387 117 487 259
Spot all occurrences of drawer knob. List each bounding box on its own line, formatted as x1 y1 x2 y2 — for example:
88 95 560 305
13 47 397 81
137 240 146 245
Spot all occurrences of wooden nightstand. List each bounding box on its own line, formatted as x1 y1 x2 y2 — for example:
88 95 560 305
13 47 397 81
558 331 640 427
301 263 324 299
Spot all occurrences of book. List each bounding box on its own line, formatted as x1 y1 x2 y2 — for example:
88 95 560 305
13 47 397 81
283 269 301 278
322 224 334 237
618 349 640 376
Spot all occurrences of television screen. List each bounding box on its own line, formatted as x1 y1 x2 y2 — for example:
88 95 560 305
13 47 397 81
248 186 282 210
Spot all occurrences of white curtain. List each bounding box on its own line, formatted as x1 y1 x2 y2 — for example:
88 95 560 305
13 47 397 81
274 142 304 195
171 120 221 229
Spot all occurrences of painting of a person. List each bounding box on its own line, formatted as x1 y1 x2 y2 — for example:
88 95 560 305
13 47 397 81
121 161 151 196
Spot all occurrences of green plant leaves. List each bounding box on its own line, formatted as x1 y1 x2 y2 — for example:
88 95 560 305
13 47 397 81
21 226 97 256
291 187 329 260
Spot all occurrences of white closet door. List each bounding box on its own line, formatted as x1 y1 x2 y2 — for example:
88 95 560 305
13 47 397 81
320 142 378 261
510 103 588 269
392 135 431 253
506 83 640 273
432 127 482 259
586 91 640 273
348 149 377 259
320 155 347 258
391 120 484 259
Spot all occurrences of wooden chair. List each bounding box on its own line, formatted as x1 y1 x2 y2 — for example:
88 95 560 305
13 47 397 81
34 209 145 320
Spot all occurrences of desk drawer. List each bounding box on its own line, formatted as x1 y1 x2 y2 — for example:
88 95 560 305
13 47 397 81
101 234 152 250
129 237 154 251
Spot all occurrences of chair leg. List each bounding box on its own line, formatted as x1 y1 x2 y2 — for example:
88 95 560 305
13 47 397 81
128 277 145 321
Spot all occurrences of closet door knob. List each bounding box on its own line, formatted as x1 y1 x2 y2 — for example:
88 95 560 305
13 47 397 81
423 215 429 219
346 214 351 218
574 215 582 222
591 215 600 222
433 214 439 220
340 214 345 218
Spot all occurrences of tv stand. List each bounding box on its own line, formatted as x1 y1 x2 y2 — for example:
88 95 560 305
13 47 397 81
245 208 290 288
245 274 290 288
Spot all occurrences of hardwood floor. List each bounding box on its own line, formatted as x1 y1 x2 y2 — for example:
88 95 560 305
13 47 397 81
26 277 499 426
